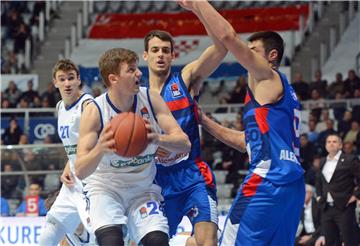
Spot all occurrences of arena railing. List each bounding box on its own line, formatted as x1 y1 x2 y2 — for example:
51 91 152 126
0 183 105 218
0 144 66 190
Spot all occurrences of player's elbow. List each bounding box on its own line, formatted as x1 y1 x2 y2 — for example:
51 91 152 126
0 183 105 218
182 134 191 153
219 29 237 46
74 163 86 180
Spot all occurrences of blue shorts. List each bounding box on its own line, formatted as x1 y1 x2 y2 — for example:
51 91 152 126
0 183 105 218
163 183 218 237
220 173 305 246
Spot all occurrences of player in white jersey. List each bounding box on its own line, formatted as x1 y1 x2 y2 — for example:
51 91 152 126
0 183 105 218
75 48 191 246
39 59 96 246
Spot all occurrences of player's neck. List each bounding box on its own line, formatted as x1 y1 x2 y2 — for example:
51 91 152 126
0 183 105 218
108 90 134 112
148 69 171 92
63 92 81 108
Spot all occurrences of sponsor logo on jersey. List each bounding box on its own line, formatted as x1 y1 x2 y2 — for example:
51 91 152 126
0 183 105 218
110 154 155 168
140 206 148 219
64 144 77 155
140 107 150 119
170 83 182 98
187 206 199 221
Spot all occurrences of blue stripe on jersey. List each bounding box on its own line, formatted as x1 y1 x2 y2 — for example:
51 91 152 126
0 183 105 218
146 88 158 123
105 93 138 113
91 100 104 133
65 93 91 111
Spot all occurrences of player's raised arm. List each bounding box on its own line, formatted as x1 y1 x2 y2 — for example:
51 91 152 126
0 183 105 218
148 89 191 153
178 0 274 83
75 103 115 179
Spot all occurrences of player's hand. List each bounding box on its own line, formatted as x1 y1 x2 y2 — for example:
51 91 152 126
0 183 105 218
156 147 171 158
315 236 325 246
144 118 159 144
298 235 312 244
346 195 357 206
177 0 203 11
60 166 74 188
98 123 116 153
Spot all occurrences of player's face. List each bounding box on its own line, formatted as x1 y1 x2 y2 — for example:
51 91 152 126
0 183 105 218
53 70 81 103
117 61 142 95
248 40 266 59
143 37 174 76
325 135 342 155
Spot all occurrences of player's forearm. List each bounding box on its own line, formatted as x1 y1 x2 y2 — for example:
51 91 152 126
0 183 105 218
193 2 237 47
202 115 246 152
75 145 104 179
157 132 191 153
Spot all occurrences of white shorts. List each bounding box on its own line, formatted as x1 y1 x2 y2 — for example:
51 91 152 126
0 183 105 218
86 183 169 244
47 178 93 234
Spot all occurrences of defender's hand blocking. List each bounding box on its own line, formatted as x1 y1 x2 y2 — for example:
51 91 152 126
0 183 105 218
177 0 203 11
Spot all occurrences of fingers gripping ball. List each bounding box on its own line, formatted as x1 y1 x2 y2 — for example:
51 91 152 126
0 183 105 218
110 112 148 157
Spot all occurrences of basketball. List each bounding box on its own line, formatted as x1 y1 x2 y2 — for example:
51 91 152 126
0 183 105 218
110 112 148 157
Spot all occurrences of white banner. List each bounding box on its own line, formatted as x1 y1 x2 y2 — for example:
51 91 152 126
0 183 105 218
71 31 295 68
1 74 39 92
0 216 227 246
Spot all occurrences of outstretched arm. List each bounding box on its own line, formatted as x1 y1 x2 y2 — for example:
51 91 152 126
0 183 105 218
75 103 115 179
200 111 246 152
180 3 227 96
178 0 274 82
149 89 191 153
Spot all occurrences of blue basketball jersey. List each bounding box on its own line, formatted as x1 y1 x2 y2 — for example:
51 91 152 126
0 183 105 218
145 72 216 197
243 71 304 185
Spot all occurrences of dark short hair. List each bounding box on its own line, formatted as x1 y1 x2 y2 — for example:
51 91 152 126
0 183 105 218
144 30 174 52
248 31 284 67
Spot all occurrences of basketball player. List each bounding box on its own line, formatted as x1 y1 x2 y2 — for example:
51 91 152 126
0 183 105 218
74 48 190 246
39 59 96 246
178 1 305 245
142 27 227 245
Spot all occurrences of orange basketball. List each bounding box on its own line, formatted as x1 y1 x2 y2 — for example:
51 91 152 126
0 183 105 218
110 112 148 157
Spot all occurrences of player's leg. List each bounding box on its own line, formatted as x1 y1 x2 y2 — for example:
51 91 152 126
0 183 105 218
187 185 218 246
87 192 127 246
270 177 305 245
95 225 124 246
39 214 69 246
39 186 81 246
220 173 285 245
127 184 169 245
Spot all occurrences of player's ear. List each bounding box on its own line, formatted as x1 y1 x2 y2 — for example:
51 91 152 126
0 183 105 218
143 51 148 61
108 74 118 84
53 78 58 88
171 51 175 61
268 49 278 65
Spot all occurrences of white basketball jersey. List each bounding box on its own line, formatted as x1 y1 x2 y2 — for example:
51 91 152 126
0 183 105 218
86 87 161 189
57 93 94 174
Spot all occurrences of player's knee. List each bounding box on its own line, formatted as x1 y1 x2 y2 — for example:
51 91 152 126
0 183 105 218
39 215 66 246
141 230 169 246
194 233 217 246
95 225 124 246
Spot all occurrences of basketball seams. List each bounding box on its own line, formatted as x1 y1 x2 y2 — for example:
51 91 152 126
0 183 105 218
123 112 135 157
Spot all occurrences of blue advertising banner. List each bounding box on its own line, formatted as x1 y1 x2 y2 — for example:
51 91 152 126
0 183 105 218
1 117 57 144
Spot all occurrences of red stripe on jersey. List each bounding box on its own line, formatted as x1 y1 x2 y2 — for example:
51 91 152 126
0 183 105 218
166 97 190 112
242 173 263 197
255 107 270 134
244 92 251 104
195 158 215 188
